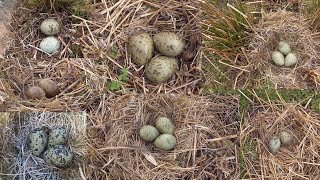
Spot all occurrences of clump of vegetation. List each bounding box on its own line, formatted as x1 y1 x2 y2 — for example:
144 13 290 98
26 0 90 18
107 68 129 91
202 0 254 60
305 0 320 30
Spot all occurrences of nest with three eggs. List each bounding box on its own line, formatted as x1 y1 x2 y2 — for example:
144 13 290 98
0 112 86 179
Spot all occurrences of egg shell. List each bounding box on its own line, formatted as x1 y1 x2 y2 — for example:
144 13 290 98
43 145 65 164
153 32 185 57
26 86 46 99
145 56 178 83
155 116 175 134
40 19 60 36
47 145 73 168
284 53 298 67
269 136 281 153
128 33 154 66
48 126 69 147
28 128 48 156
139 125 159 142
39 36 61 54
38 79 60 98
271 51 285 66
154 134 177 150
279 130 293 145
278 41 291 55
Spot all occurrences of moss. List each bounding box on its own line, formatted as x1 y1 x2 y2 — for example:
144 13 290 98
240 135 259 179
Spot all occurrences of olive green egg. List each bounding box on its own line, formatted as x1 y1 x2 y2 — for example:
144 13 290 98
155 116 175 134
153 32 185 57
154 134 177 151
145 56 178 83
139 125 160 142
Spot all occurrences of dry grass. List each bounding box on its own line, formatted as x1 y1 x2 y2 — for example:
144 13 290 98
86 94 240 179
0 112 87 179
241 99 320 179
231 10 320 89
3 0 203 97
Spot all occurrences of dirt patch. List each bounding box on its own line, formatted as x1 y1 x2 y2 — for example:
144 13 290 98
0 0 16 57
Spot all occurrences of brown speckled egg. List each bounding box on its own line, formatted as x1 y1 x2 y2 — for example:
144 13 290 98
145 56 178 83
154 134 177 150
153 32 185 57
38 78 60 98
26 86 46 99
128 33 154 66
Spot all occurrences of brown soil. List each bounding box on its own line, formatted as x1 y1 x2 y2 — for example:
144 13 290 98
0 0 16 56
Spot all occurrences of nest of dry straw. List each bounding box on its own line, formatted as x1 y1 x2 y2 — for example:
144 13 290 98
234 10 320 89
4 0 203 96
241 103 320 179
86 94 240 179
0 112 87 180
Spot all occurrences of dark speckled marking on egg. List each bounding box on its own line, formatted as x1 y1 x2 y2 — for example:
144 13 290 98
46 145 73 168
28 128 48 156
145 56 178 83
153 32 185 57
48 126 69 147
128 33 154 66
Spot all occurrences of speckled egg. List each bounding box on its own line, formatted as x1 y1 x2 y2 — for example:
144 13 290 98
154 134 177 151
278 41 291 55
284 53 298 67
40 19 60 36
139 125 160 142
153 32 185 57
279 130 293 145
145 56 178 83
269 136 281 153
155 116 175 134
28 128 48 156
271 51 285 66
44 145 73 168
128 33 154 66
39 36 60 54
48 126 69 147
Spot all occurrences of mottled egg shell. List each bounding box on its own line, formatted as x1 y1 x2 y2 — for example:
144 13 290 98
154 134 177 150
48 126 69 147
28 128 48 156
128 33 154 66
139 125 159 142
284 53 298 67
278 41 291 55
40 19 60 36
43 145 64 164
153 32 185 57
279 130 293 145
271 51 285 66
38 78 60 98
47 145 73 168
26 86 46 99
269 136 281 153
39 36 61 54
145 56 178 83
155 116 175 134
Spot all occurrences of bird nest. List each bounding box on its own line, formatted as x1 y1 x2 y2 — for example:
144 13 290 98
86 94 240 179
241 102 320 179
234 10 320 89
3 0 203 98
0 112 87 179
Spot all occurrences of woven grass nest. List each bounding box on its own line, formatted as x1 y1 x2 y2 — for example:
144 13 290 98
2 0 203 100
241 102 320 179
0 112 87 179
86 94 240 179
233 10 320 89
